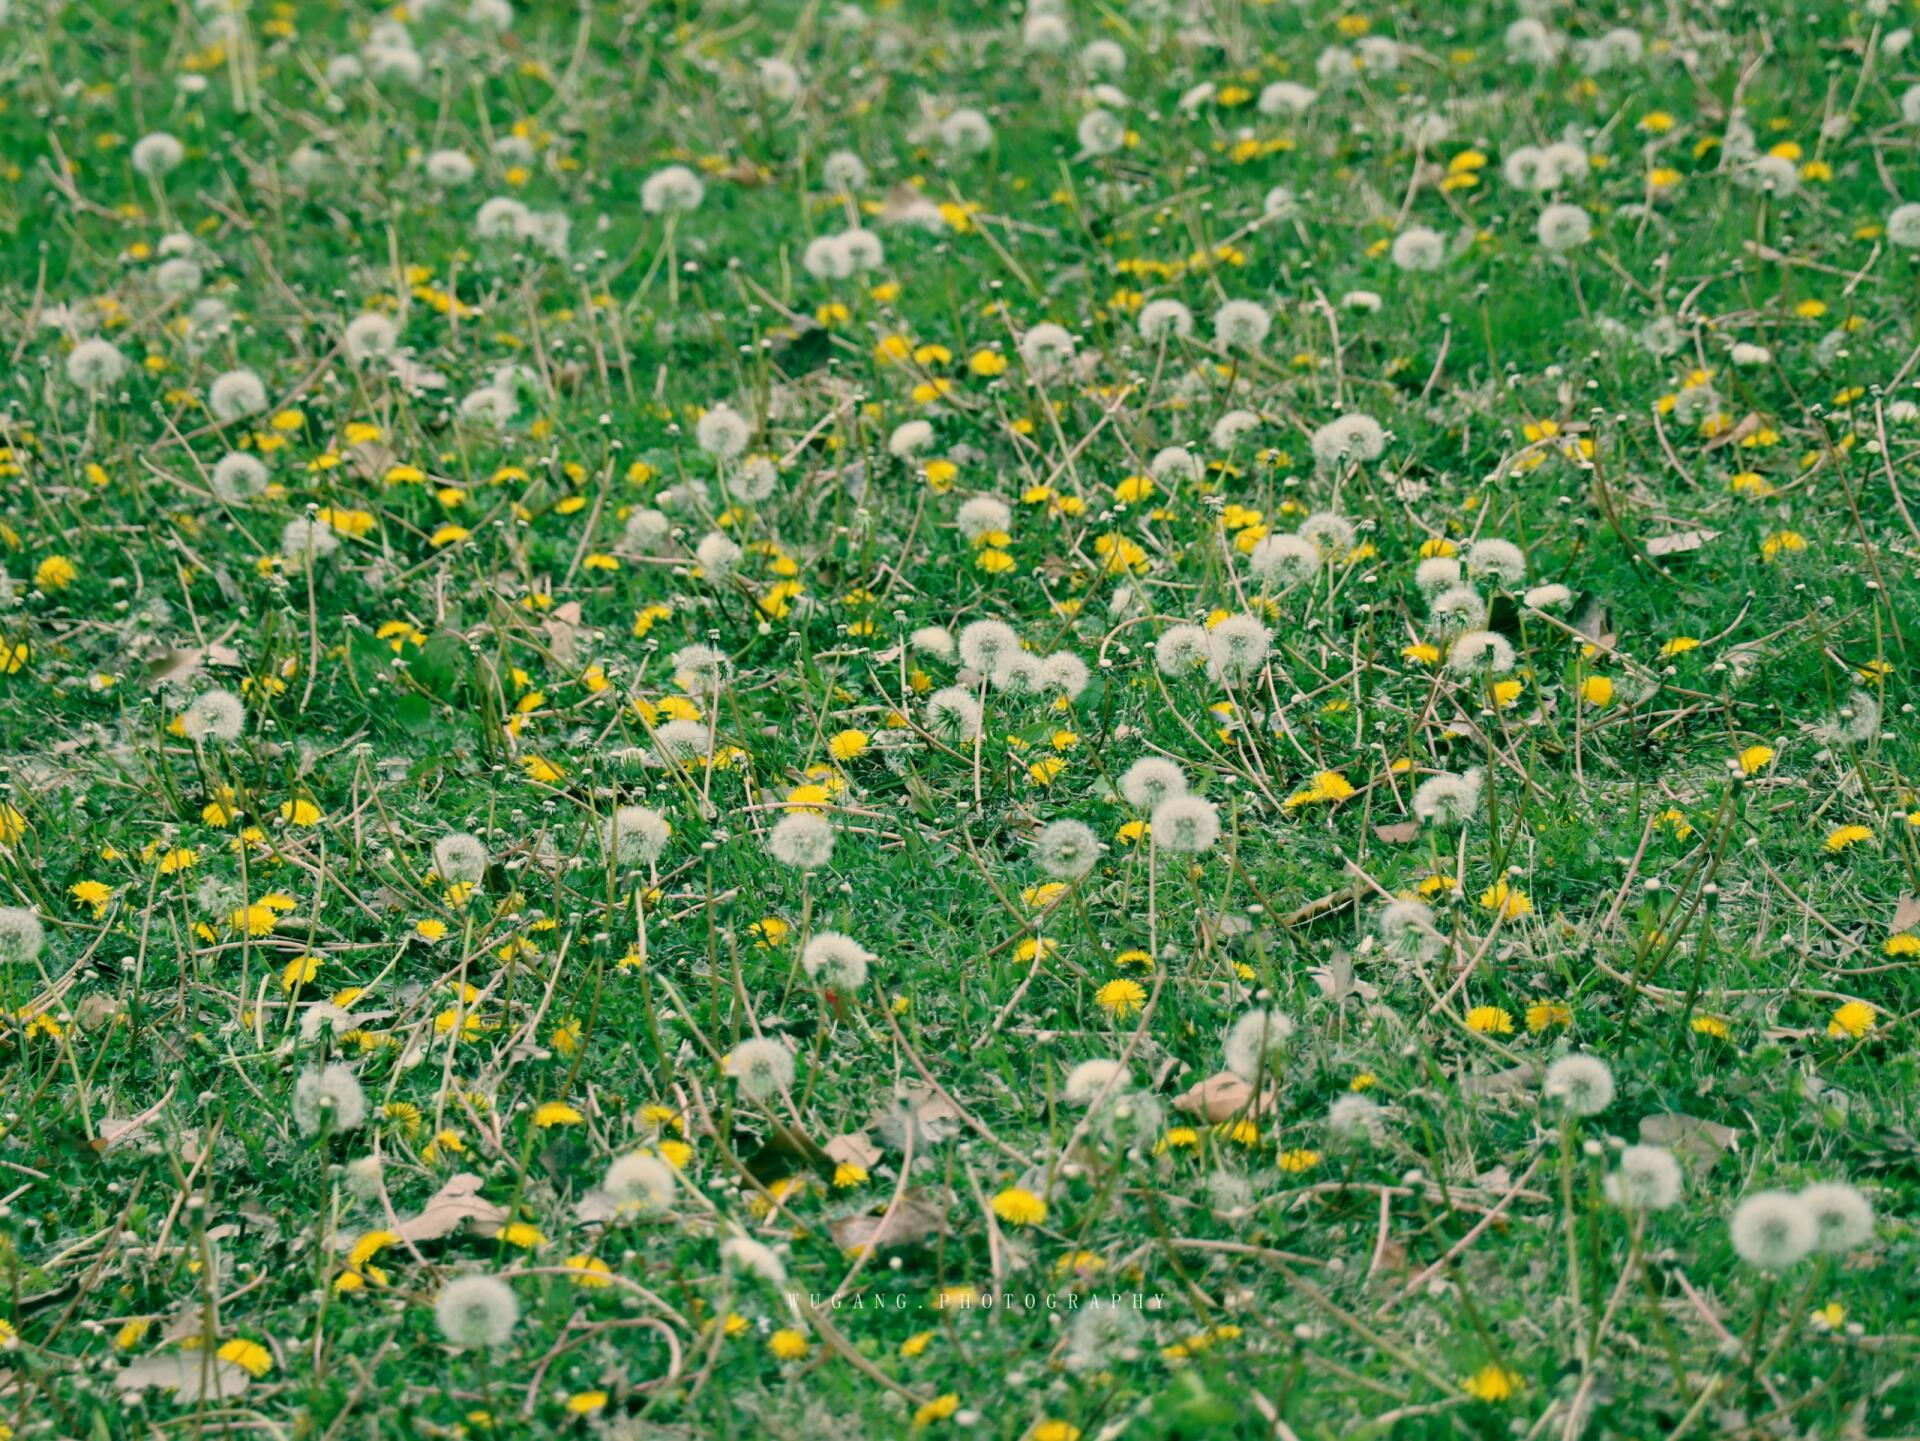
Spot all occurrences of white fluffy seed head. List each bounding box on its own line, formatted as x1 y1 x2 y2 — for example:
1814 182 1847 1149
1154 622 1209 676
434 832 489 885
641 164 705 214
1799 1182 1874 1253
1206 614 1272 683
1412 769 1483 827
132 131 186 177
1034 818 1100 879
801 931 873 990
726 1036 797 1099
1224 1009 1295 1079
1310 414 1385 467
1731 1190 1817 1270
695 531 742 578
1447 629 1516 676
1018 322 1075 376
182 688 246 743
209 368 268 423
1249 533 1321 588
1427 584 1485 635
1605 1145 1684 1212
66 338 128 391
436 1275 520 1349
603 804 671 866
1138 299 1193 341
695 403 752 460
1119 757 1186 810
768 812 834 870
1890 202 1920 248
1415 556 1461 595
1039 650 1089 698
1064 1058 1128 1106
344 312 399 362
924 685 983 741
604 1152 677 1214
280 517 341 567
1151 794 1220 853
909 625 954 659
1543 1053 1614 1116
1466 538 1528 587
292 1062 367 1135
1390 224 1445 272
1299 511 1358 557
0 906 46 965
957 619 1021 675
1537 202 1593 252
1213 299 1271 350
957 495 1013 542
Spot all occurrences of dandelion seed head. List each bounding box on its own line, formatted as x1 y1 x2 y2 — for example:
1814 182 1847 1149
726 1036 797 1099
1605 1145 1684 1211
0 906 46 965
1034 818 1100 879
1543 1053 1614 1116
801 931 873 990
1119 757 1187 810
1730 1189 1817 1270
1799 1182 1874 1253
768 812 835 870
435 1275 519 1349
434 832 489 885
1224 1008 1294 1079
292 1062 368 1135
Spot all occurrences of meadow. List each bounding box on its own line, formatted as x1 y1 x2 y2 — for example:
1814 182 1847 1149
0 0 1918 1436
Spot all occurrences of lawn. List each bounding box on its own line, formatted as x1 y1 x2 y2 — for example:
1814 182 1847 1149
1 0 1918 1436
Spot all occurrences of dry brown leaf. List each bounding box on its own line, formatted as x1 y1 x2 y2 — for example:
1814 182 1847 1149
824 1131 883 1171
1173 1072 1273 1122
1638 1112 1738 1168
1644 528 1718 558
1372 821 1420 844
339 1172 508 1250
142 643 243 690
115 1354 253 1403
828 1187 948 1254
1458 1063 1540 1097
542 602 583 665
1892 893 1920 935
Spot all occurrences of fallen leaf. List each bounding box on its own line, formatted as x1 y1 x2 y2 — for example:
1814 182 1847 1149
824 1131 883 1171
1173 1071 1273 1122
343 1172 508 1249
142 644 243 690
1638 1112 1739 1169
542 602 584 665
828 1187 948 1254
1893 893 1920 935
1644 528 1718 558
1372 821 1420 844
1458 1063 1540 1097
115 1354 253 1403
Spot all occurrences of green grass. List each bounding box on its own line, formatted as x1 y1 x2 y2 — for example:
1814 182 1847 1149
1 0 1919 1436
